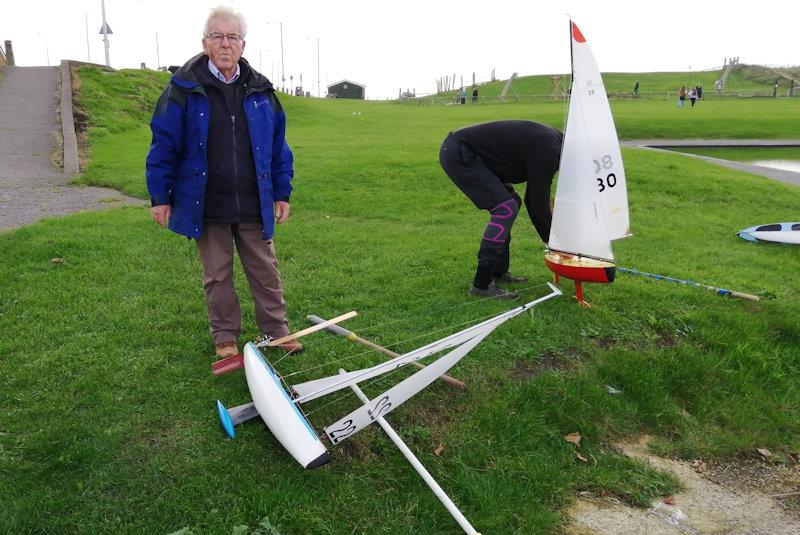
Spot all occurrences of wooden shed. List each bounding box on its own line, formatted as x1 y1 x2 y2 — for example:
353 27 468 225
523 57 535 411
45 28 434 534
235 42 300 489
327 79 365 99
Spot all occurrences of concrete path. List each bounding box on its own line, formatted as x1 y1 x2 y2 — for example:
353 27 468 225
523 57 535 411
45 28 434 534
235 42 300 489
622 139 800 187
0 66 143 232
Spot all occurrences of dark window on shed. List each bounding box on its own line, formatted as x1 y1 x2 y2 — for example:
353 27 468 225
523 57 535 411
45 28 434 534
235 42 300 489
756 224 782 232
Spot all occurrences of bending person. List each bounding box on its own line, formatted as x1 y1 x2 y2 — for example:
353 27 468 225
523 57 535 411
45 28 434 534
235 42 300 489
439 120 563 299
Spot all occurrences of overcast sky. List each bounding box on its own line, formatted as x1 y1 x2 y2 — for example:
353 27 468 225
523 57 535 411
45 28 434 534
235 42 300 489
2 0 797 99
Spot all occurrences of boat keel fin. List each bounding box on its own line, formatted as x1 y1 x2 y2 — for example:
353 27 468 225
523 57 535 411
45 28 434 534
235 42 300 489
216 400 260 438
574 280 591 307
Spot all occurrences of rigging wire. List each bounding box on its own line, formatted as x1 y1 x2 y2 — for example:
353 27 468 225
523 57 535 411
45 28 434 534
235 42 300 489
281 280 552 361
279 282 550 380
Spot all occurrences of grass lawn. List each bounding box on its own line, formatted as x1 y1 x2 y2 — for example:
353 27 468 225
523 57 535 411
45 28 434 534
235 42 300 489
1 67 799 534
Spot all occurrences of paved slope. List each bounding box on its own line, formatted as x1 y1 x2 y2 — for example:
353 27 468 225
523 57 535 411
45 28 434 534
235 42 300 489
0 66 143 232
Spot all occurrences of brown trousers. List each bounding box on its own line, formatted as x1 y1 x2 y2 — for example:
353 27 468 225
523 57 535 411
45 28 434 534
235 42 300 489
195 222 289 345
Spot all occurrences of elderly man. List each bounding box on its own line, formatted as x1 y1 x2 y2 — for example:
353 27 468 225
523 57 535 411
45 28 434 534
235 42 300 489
439 120 563 299
146 6 300 357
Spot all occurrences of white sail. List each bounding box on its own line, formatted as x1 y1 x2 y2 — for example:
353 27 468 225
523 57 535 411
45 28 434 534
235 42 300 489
547 21 629 261
324 328 492 444
548 91 614 261
291 311 507 403
292 284 562 404
323 284 562 443
570 21 630 240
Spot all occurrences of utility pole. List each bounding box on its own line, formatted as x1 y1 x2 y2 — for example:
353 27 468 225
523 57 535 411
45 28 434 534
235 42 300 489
315 37 320 97
100 0 111 67
36 33 49 66
279 22 285 91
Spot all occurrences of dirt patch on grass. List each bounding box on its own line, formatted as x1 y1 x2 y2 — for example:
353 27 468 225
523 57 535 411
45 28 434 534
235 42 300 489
595 336 615 350
512 351 571 381
337 431 377 462
564 436 800 534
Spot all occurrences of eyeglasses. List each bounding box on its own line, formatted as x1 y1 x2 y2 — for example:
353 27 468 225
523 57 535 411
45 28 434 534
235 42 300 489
205 33 243 44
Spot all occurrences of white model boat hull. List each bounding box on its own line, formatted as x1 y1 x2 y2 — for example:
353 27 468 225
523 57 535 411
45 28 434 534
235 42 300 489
243 343 331 469
738 222 800 244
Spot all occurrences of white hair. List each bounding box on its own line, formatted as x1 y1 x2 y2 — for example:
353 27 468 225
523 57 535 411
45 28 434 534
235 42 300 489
203 5 248 38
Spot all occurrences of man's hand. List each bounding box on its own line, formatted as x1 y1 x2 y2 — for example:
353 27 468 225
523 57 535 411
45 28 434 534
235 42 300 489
275 201 291 224
151 204 171 227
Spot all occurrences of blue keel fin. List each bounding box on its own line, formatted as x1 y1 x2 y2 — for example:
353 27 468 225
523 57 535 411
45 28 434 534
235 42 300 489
217 400 236 438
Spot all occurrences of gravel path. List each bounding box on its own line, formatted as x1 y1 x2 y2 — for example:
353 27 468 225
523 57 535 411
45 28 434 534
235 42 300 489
0 66 144 232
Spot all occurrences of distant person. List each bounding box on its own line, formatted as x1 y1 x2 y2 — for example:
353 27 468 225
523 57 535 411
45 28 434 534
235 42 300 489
439 120 563 299
689 87 698 107
458 87 467 105
695 84 703 99
472 87 479 103
678 85 686 107
633 80 639 95
146 5 301 358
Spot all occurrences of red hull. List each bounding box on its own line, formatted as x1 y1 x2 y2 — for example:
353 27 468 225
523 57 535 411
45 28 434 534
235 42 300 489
544 257 615 284
544 252 616 306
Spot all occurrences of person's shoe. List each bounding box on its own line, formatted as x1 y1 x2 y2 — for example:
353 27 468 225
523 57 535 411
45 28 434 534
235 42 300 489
494 272 529 284
276 339 304 355
215 340 239 358
469 281 519 300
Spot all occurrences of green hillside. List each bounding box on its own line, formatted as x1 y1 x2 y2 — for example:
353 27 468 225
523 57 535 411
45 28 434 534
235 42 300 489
434 63 796 101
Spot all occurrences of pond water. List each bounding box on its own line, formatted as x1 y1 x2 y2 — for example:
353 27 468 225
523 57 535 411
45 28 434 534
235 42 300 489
749 160 800 173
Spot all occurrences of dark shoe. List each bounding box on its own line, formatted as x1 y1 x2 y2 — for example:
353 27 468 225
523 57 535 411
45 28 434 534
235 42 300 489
494 272 528 284
469 281 519 300
215 340 239 358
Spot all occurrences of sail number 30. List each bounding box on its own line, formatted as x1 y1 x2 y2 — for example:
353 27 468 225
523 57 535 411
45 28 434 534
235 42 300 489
594 155 617 192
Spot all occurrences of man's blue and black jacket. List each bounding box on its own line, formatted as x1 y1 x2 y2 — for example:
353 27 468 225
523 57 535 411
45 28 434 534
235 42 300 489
145 53 293 240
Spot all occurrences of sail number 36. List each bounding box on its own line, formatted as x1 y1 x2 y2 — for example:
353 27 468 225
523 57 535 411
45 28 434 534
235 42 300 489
594 155 617 192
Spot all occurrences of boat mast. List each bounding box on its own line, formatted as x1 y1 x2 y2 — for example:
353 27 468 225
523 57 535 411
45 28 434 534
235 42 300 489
563 18 575 136
569 19 575 81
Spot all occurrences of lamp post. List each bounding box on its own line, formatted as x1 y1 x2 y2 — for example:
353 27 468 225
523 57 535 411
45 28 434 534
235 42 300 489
306 36 320 97
85 12 91 62
155 32 161 70
100 0 111 67
267 22 285 91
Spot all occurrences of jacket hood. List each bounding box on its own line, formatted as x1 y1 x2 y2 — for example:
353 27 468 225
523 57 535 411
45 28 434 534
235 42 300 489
171 53 273 93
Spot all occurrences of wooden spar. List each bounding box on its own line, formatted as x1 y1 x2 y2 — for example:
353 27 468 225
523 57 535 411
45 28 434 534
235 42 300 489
340 369 481 535
308 315 466 389
265 311 358 346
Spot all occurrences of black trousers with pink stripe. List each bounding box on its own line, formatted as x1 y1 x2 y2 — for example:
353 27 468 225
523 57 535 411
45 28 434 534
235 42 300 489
439 134 520 289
